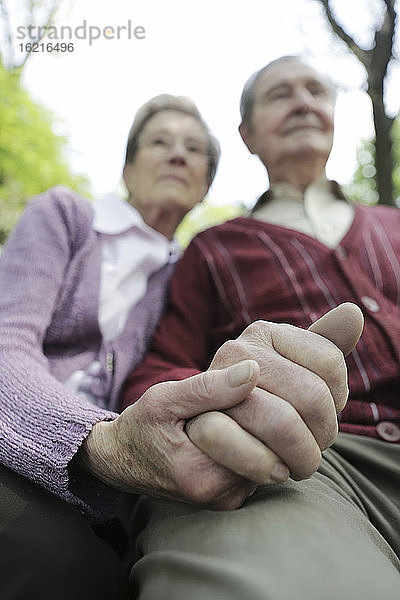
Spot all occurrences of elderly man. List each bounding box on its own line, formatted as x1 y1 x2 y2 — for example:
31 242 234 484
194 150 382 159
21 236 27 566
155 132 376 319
123 56 400 599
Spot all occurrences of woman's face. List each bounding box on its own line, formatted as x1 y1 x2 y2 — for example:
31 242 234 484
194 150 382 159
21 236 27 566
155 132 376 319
123 110 210 223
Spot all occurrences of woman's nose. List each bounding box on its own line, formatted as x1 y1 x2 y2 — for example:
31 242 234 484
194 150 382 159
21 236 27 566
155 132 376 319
167 141 188 163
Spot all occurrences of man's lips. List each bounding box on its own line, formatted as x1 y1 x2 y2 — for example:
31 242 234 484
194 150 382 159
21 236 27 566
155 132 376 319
282 122 324 134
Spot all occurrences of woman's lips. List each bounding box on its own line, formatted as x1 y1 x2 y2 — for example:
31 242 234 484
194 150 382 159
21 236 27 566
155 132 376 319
159 174 187 184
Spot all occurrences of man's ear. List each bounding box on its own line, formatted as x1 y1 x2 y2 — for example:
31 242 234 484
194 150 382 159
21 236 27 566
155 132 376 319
198 180 211 204
238 122 256 155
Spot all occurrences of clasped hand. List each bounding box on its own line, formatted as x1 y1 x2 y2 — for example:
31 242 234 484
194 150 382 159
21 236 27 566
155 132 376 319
80 303 363 510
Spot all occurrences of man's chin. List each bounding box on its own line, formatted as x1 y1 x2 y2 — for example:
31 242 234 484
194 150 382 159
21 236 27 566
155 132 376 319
288 144 330 158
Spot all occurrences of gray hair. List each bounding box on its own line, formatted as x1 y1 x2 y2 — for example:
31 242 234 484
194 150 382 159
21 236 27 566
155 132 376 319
125 94 220 185
240 55 337 126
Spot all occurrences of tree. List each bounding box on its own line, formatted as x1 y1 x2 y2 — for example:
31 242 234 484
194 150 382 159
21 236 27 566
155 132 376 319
347 116 400 206
0 0 89 244
0 60 88 244
0 0 62 69
315 0 398 206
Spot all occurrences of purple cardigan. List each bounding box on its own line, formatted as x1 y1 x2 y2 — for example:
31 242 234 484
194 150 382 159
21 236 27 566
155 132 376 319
0 186 175 515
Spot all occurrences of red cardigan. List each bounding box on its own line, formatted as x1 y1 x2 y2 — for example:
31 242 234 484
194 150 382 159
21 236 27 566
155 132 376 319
123 203 400 441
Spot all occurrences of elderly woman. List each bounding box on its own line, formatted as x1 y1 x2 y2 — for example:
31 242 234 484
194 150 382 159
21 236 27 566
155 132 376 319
0 95 219 600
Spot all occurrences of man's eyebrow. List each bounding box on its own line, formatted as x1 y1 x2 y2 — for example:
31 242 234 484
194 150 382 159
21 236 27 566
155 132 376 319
305 77 329 87
261 77 329 97
260 82 292 97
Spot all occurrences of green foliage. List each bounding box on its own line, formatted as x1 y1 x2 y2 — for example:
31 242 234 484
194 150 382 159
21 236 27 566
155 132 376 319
0 61 89 243
346 118 400 208
175 200 245 248
345 139 379 206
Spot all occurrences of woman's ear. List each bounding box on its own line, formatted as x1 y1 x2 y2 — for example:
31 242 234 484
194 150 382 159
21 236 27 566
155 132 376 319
122 163 129 186
122 163 135 197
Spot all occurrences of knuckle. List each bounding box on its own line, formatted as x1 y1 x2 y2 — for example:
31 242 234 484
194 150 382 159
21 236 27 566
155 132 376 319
187 412 219 447
241 320 273 344
211 493 248 511
211 338 248 367
306 376 333 413
186 371 213 400
175 461 248 509
322 419 339 450
319 344 347 383
182 477 219 505
221 339 239 353
314 345 349 412
291 448 322 480
289 376 338 450
265 402 322 478
270 401 302 434
242 320 267 336
139 381 168 413
213 324 275 370
192 482 249 511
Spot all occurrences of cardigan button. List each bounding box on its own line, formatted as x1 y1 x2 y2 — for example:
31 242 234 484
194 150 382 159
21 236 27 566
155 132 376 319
361 295 380 313
106 352 114 374
336 246 347 259
376 422 400 442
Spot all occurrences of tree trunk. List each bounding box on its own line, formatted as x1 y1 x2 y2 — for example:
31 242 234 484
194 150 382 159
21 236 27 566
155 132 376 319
315 0 397 207
370 95 395 206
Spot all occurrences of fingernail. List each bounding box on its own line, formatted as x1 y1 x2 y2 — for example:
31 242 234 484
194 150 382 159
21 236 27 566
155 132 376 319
270 462 290 483
228 360 256 387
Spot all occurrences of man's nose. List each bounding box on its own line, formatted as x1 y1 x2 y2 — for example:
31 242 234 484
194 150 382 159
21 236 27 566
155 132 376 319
293 89 315 114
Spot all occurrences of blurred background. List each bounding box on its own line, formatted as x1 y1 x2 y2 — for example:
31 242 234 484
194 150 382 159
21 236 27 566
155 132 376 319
1 0 399 246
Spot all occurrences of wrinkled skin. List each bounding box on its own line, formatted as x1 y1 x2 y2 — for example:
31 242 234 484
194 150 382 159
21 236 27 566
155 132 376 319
80 303 363 510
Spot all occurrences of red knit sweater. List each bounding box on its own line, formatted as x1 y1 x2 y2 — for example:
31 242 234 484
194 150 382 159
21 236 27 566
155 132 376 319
123 203 400 440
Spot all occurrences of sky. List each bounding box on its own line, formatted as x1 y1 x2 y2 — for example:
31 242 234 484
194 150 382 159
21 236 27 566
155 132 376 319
10 0 400 207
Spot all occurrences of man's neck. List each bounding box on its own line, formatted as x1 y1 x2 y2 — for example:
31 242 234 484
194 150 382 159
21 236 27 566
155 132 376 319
268 164 327 195
270 175 329 199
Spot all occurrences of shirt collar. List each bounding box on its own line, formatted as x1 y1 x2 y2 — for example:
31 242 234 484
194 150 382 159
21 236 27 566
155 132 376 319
92 193 181 262
93 193 148 234
252 178 348 214
270 176 334 202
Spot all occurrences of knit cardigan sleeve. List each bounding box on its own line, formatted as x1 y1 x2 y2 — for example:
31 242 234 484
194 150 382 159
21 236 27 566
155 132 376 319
0 187 118 516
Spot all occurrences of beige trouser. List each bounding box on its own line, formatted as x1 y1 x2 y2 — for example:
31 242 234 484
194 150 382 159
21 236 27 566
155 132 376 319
129 433 400 600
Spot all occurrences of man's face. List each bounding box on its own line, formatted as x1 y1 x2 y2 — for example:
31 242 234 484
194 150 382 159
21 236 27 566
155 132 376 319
240 60 336 182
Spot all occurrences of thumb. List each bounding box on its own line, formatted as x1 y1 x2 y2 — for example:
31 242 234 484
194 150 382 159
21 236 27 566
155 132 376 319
308 303 364 356
155 360 260 420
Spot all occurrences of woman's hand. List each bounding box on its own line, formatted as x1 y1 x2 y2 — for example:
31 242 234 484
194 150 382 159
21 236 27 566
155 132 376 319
78 303 363 510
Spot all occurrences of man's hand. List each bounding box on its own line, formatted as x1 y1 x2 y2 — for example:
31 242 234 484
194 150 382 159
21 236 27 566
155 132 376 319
187 303 364 482
78 360 274 510
79 303 363 511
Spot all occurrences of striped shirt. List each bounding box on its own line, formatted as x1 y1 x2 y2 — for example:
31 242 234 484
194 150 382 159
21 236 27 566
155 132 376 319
123 194 400 441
